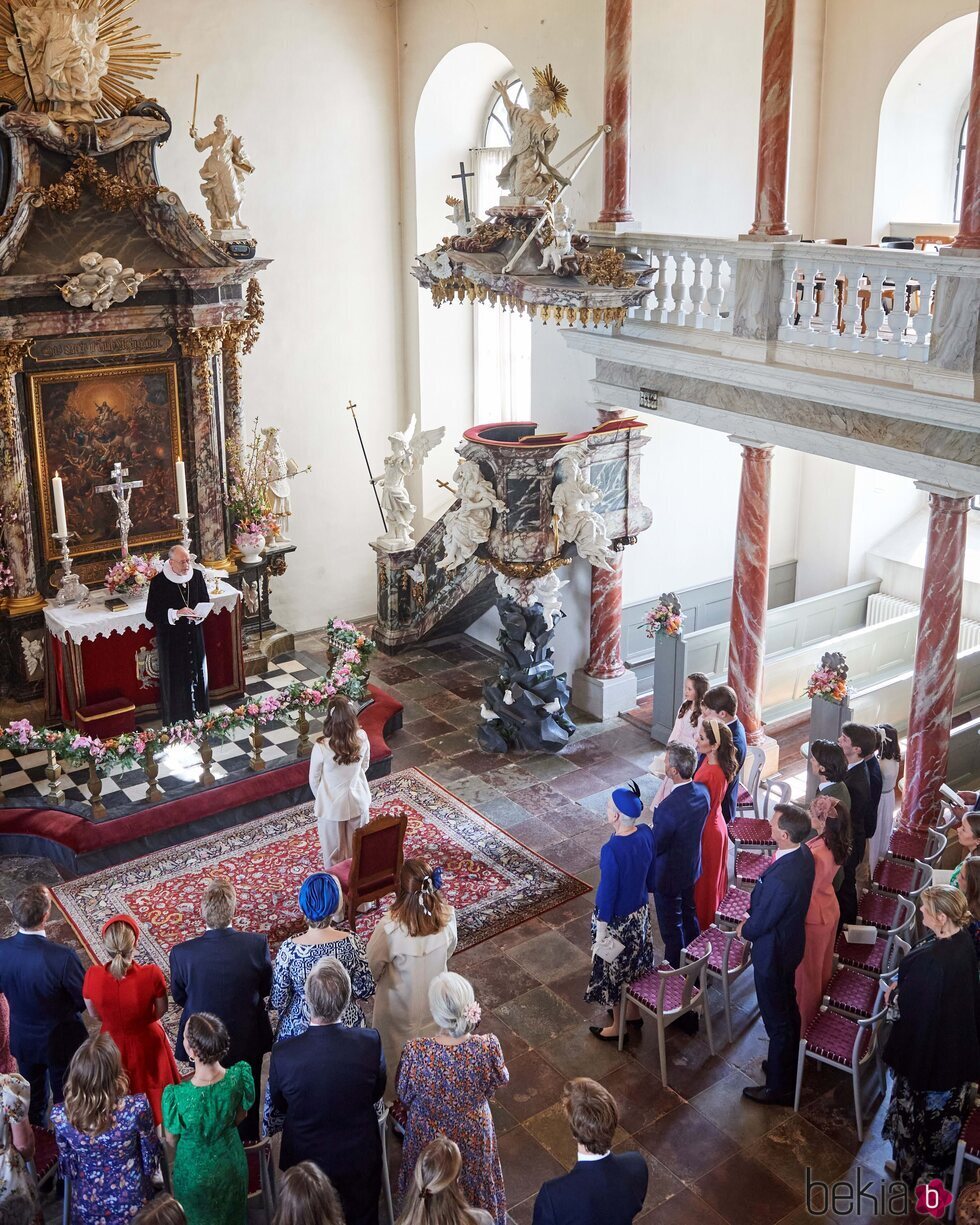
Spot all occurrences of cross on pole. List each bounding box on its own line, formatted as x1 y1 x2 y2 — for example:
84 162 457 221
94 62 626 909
451 160 475 222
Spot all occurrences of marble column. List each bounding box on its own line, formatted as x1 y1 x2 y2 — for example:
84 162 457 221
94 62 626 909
747 0 796 238
586 556 626 680
597 0 634 225
952 7 980 250
902 489 970 828
0 341 42 610
727 440 772 745
177 326 230 570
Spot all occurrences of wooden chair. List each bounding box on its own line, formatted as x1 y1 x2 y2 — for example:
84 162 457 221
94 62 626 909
682 924 754 1044
617 948 715 1086
328 811 408 932
244 1136 278 1220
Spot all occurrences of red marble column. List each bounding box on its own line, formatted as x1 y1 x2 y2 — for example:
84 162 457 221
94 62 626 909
952 7 980 249
747 0 796 238
727 442 773 745
597 0 634 224
902 491 970 828
585 556 626 679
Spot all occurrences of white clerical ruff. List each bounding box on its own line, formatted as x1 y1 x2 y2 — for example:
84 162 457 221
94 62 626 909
162 560 212 625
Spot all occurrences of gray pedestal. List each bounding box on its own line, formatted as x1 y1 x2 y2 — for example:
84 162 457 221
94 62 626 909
805 694 852 802
651 633 687 744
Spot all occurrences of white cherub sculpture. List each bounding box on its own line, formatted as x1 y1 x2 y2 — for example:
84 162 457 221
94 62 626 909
61 251 147 312
373 415 446 553
437 458 505 571
539 199 574 274
551 441 614 570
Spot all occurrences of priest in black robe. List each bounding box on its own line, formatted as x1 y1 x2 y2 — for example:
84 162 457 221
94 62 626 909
146 544 213 723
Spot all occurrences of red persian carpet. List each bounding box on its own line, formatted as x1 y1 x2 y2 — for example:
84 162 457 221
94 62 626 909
54 767 590 1008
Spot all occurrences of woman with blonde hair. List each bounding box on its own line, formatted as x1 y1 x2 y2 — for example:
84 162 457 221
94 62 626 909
132 1195 187 1224
271 1162 345 1225
398 973 508 1225
397 1136 493 1225
310 693 372 868
692 719 738 930
51 1034 161 1223
83 914 180 1124
368 858 458 1101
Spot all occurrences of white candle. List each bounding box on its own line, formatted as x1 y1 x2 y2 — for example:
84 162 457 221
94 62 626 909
51 471 67 537
175 457 188 518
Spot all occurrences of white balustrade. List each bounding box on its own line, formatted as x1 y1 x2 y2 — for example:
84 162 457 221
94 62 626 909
778 248 939 361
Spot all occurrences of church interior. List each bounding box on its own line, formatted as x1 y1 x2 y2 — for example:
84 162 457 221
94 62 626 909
0 0 978 1221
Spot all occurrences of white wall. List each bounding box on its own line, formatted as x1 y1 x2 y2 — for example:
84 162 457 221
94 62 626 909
144 0 403 630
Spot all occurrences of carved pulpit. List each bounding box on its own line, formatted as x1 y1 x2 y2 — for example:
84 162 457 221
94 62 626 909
0 95 270 709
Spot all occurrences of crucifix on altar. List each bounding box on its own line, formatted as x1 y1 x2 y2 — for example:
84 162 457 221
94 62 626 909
451 160 475 222
96 462 144 558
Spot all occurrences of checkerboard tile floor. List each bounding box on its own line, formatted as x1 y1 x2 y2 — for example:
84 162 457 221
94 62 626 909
0 655 320 816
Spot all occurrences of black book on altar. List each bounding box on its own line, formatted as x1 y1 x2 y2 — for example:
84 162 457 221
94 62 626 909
105 597 129 611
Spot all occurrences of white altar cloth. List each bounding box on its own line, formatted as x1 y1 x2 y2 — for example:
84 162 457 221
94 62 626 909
43 580 241 644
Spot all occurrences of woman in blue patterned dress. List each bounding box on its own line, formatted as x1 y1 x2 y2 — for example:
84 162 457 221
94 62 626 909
52 1034 161 1224
397 973 508 1225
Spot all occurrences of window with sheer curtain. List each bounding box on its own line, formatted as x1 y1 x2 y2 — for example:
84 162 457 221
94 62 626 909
954 108 969 222
470 81 532 426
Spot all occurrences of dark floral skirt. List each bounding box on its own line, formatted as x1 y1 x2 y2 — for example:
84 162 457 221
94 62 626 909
584 906 654 1007
882 1073 973 1190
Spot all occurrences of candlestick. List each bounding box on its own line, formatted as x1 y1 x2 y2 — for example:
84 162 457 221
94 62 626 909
51 471 67 537
175 457 188 518
173 511 193 552
51 531 89 606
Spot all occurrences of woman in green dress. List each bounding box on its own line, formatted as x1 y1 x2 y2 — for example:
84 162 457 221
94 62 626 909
162 1012 255 1225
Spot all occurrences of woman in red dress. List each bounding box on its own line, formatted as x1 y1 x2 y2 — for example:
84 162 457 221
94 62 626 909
795 794 851 1032
83 915 180 1125
692 719 738 930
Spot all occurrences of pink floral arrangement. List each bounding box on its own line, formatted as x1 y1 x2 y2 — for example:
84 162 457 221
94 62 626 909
806 651 849 703
641 592 684 638
236 515 277 539
104 553 159 597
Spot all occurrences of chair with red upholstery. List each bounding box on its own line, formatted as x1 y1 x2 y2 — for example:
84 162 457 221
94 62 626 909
682 923 753 1044
715 886 753 927
822 936 909 1020
729 816 776 849
618 947 715 1086
872 857 931 899
855 893 915 941
328 811 408 932
792 984 890 1141
734 850 773 886
887 826 945 866
949 1104 980 1216
244 1135 277 1220
27 1125 58 1196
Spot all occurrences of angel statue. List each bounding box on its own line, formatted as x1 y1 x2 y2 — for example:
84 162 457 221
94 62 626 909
259 427 307 541
436 459 505 571
539 199 574 274
551 442 614 570
190 114 254 237
6 0 110 120
493 65 571 203
372 416 446 553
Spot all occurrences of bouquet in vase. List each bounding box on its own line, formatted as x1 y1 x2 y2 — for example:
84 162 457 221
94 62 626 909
104 554 158 598
806 651 849 702
641 592 684 638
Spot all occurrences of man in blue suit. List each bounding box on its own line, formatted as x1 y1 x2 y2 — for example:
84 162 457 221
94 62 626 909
268 957 385 1225
169 877 273 1140
648 742 710 970
533 1077 647 1225
737 803 815 1105
0 885 86 1123
703 684 747 824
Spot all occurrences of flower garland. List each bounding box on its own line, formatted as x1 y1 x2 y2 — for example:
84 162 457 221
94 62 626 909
0 621 377 772
640 591 684 638
806 651 849 703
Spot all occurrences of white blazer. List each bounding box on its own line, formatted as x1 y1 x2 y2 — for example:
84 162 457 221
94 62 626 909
309 729 371 824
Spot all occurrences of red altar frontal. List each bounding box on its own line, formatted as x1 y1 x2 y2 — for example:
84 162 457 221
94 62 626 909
43 583 245 725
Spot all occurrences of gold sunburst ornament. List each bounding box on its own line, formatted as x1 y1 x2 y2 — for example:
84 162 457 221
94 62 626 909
0 0 174 121
531 64 570 118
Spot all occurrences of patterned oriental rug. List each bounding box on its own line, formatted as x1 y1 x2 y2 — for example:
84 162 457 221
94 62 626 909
54 768 589 1038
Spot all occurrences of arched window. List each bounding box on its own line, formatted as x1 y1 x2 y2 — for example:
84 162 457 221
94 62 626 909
484 80 527 148
954 109 969 222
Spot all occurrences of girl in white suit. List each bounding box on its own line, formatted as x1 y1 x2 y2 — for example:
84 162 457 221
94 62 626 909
309 695 371 868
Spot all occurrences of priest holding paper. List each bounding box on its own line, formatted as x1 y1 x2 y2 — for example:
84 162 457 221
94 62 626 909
146 545 213 723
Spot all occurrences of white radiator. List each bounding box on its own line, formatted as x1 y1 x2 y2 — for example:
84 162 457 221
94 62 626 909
866 593 918 624
960 619 980 653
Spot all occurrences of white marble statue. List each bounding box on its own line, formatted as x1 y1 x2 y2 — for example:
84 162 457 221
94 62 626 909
494 570 568 624
190 114 254 239
539 199 574 273
60 251 146 312
437 459 505 571
493 66 570 203
259 427 303 541
551 442 614 570
7 0 110 120
372 416 446 553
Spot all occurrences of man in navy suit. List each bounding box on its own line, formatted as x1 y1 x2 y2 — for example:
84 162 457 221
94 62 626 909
837 724 877 922
169 877 273 1140
267 956 385 1225
648 742 710 970
533 1077 647 1225
0 885 86 1123
702 684 747 824
737 803 815 1105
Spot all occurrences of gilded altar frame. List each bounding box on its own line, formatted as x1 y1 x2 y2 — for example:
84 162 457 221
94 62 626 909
29 361 184 562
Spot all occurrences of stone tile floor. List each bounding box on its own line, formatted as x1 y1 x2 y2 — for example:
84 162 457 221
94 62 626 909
4 634 932 1223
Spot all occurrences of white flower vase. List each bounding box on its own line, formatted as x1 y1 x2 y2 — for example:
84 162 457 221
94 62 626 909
235 531 266 564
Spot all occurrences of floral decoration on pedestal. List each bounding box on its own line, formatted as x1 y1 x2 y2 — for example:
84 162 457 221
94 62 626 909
228 422 280 556
806 651 849 703
104 553 159 600
641 591 684 638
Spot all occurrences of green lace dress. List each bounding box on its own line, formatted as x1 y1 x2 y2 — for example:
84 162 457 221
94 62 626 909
162 1062 255 1225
